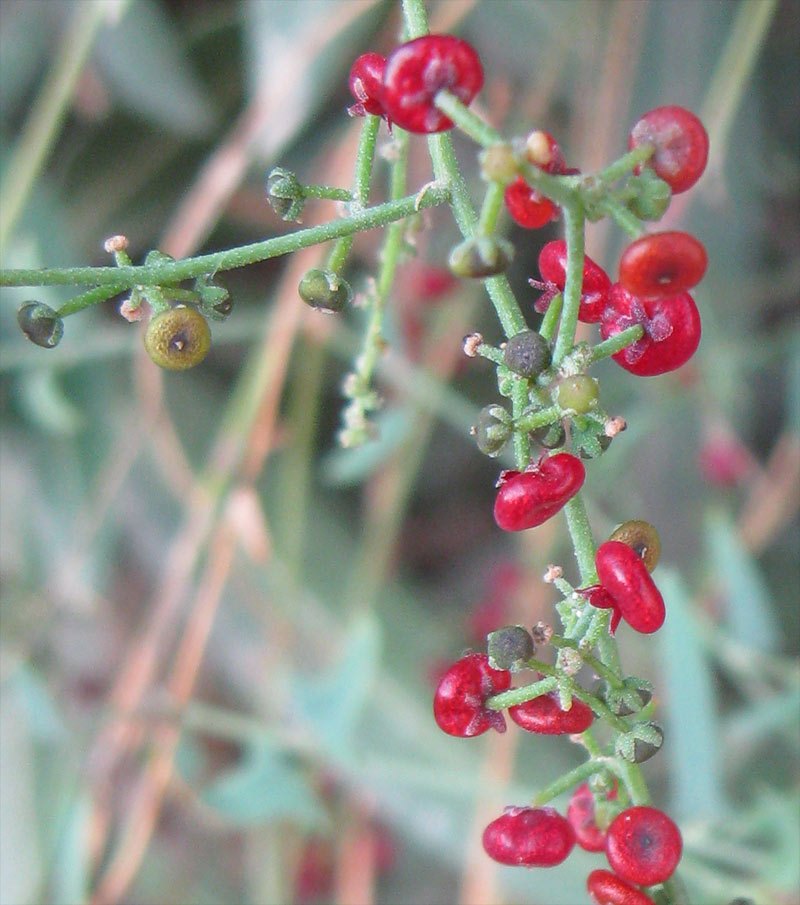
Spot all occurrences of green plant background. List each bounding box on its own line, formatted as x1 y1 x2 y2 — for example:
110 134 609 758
1 2 798 904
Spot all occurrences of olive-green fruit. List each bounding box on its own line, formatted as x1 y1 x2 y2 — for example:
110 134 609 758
555 375 599 414
298 269 352 313
144 306 211 370
17 302 64 348
609 519 661 572
474 404 512 457
487 625 534 671
503 330 551 378
448 236 514 279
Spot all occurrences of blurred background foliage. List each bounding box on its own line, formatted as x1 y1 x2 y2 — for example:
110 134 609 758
0 1 798 904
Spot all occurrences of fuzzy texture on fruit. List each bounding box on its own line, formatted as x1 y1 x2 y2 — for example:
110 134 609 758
601 284 701 376
433 653 511 737
619 231 707 299
144 307 211 370
508 689 594 734
628 105 708 194
567 783 617 852
536 240 611 322
381 35 483 133
503 329 552 377
348 52 387 117
482 806 575 866
605 806 683 886
595 541 666 633
587 869 655 905
493 454 586 532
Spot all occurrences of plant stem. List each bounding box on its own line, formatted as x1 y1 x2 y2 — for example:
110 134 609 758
0 188 451 290
593 196 644 238
302 185 353 202
476 180 506 236
589 325 644 362
596 145 654 184
537 292 563 342
552 204 586 365
433 90 503 147
486 675 558 710
530 760 602 806
514 405 561 433
563 492 597 585
56 284 128 318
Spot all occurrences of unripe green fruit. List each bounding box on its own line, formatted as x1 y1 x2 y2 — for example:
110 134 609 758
266 167 305 221
298 269 352 313
503 330 551 378
448 236 514 279
615 721 663 763
474 404 512 457
555 375 599 413
531 420 566 449
627 169 672 221
479 143 518 185
609 519 661 572
487 625 534 671
144 306 211 370
17 301 64 348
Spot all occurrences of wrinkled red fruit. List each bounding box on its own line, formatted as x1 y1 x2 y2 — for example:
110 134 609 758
619 231 707 300
629 105 709 194
504 176 558 229
587 869 655 905
493 453 586 532
595 541 666 634
482 806 575 867
536 240 612 322
606 806 682 886
567 782 618 852
381 35 483 133
348 52 386 117
601 283 701 376
508 689 594 735
433 653 511 737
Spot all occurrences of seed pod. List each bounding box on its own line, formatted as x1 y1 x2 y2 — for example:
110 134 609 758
615 721 664 763
144 306 211 370
609 519 661 572
487 625 534 671
503 330 551 378
448 236 514 279
298 269 352 313
266 167 306 221
474 405 512 457
17 301 64 348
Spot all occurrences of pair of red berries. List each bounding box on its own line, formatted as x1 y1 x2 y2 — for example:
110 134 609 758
581 540 666 634
348 35 483 133
433 653 593 738
482 801 681 889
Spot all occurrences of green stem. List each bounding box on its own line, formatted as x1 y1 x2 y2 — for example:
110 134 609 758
476 180 506 236
514 405 561 433
433 90 503 147
552 204 586 365
401 0 429 37
593 197 644 238
484 275 527 339
486 674 557 710
475 343 505 365
511 379 531 468
537 292 563 343
531 760 602 806
589 325 644 363
549 635 623 687
596 145 654 184
563 492 597 585
56 284 127 318
0 188 451 290
302 185 353 202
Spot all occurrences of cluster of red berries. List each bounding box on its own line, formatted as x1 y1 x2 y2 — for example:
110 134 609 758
349 35 483 133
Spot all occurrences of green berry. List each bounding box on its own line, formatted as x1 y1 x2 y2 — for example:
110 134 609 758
531 420 566 450
17 302 64 348
503 330 551 378
479 143 518 185
627 168 672 221
474 404 512 457
555 375 599 414
266 167 306 221
144 306 211 370
298 269 352 313
487 625 534 671
615 721 664 763
448 236 514 279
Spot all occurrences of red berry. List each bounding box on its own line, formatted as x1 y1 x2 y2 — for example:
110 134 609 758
508 689 594 735
629 105 709 194
482 806 575 867
493 453 586 532
587 869 655 905
348 52 386 117
605 806 682 886
433 653 511 737
524 130 566 174
595 541 666 634
600 283 701 376
381 35 483 134
567 783 617 852
504 176 558 229
619 231 707 300
536 240 611 322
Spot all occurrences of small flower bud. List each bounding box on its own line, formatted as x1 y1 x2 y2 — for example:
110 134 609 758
266 167 306 221
462 332 483 357
103 234 129 253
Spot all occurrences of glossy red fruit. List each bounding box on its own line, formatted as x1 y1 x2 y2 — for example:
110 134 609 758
606 806 682 886
504 176 558 229
482 806 575 867
508 689 594 735
619 231 707 299
587 869 655 905
601 283 701 376
381 35 483 133
629 105 709 194
578 584 623 634
348 52 386 117
433 653 511 737
493 454 586 532
536 240 611 322
567 782 617 852
595 541 666 633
